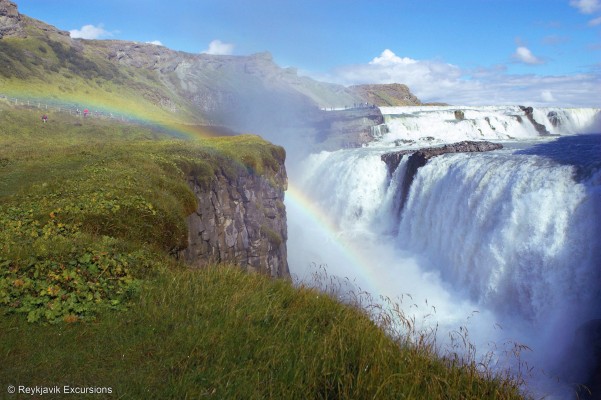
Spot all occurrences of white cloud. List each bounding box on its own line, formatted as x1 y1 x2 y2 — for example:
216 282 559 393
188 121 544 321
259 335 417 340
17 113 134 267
513 46 545 65
330 49 462 101
146 40 163 46
308 49 601 107
69 24 111 40
541 90 556 102
570 0 601 14
589 16 601 25
202 39 234 55
369 49 417 66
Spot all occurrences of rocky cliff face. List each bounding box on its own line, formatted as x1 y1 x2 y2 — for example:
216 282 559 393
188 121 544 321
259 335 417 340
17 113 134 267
0 0 21 38
180 162 289 278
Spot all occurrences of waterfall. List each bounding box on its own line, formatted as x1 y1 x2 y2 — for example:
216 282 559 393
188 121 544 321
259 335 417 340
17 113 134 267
398 151 600 321
288 122 601 398
377 105 600 146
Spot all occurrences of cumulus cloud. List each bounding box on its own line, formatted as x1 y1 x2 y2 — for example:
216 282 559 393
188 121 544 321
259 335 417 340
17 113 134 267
330 49 462 101
146 40 163 46
570 0 601 14
513 46 545 65
541 90 556 102
69 24 111 40
202 39 234 55
309 49 600 107
589 16 601 25
369 49 417 67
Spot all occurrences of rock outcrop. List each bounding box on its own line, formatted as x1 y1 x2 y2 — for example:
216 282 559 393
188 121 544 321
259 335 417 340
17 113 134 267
547 110 561 128
382 141 503 215
180 161 289 278
519 105 551 135
0 0 21 38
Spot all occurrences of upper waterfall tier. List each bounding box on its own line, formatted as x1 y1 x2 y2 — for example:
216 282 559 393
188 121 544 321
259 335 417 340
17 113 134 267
375 105 600 146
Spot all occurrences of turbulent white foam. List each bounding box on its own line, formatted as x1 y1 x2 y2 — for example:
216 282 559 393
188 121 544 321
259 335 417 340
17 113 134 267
376 105 600 146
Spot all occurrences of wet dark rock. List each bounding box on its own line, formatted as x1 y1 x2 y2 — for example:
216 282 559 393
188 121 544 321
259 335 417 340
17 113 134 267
454 110 465 120
382 140 503 175
547 111 561 128
519 105 551 135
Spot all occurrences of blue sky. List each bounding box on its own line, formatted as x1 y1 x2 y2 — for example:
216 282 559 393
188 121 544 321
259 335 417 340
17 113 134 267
17 0 601 107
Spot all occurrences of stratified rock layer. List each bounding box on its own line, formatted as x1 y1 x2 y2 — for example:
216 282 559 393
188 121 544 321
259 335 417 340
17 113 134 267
181 162 289 278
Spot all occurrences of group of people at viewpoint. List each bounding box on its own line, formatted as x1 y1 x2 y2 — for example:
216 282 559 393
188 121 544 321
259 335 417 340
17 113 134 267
41 108 89 123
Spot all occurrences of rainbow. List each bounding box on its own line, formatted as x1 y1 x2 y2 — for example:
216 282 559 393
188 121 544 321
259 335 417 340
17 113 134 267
3 91 383 294
285 182 383 297
0 91 223 140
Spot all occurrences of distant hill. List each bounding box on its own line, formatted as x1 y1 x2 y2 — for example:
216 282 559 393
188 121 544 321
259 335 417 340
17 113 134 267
349 83 421 106
0 0 424 149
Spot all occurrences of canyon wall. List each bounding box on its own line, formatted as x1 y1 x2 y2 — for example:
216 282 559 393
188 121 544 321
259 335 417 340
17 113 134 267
180 162 289 278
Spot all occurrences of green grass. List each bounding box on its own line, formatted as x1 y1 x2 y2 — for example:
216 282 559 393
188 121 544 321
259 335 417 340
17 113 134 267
0 102 526 399
1 266 526 399
0 102 285 323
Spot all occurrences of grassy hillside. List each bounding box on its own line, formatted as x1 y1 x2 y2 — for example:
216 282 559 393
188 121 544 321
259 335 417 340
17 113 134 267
0 102 527 398
0 101 284 323
0 18 201 125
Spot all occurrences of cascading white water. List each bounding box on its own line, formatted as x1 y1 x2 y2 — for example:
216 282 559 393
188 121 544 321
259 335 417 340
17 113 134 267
399 151 599 321
377 105 600 146
288 106 601 399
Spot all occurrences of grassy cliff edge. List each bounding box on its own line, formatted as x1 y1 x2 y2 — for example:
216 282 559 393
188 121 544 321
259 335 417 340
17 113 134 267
0 104 526 398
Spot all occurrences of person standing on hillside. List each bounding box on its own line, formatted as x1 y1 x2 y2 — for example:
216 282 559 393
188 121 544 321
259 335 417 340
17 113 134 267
41 114 48 123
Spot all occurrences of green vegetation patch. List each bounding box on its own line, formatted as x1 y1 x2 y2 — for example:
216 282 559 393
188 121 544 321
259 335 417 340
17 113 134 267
0 266 526 399
0 103 285 323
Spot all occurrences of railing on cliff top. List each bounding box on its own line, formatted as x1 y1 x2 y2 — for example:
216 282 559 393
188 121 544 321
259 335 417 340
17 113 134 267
319 103 378 111
0 93 226 127
0 93 132 122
